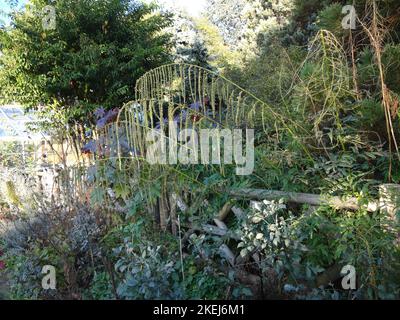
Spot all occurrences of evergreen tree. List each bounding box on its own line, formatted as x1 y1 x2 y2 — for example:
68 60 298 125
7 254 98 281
205 0 295 54
205 0 248 50
168 10 211 68
0 0 172 128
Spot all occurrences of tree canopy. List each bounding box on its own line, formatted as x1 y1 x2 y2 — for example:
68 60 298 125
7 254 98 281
0 0 172 128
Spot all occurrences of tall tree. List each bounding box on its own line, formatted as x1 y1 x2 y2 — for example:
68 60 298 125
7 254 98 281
244 0 294 48
168 9 211 68
205 0 294 53
0 0 172 128
205 0 248 50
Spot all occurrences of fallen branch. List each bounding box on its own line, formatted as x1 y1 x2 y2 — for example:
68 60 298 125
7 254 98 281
213 218 228 230
191 224 241 241
231 206 245 219
219 244 236 267
229 189 378 212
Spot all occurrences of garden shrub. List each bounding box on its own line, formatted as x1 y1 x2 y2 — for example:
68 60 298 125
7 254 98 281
237 198 400 299
2 201 107 299
1 0 400 301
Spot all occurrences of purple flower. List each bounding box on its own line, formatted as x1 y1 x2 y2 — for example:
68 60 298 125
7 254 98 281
96 108 120 129
94 107 106 119
82 140 97 154
189 102 201 111
96 118 108 129
155 117 169 129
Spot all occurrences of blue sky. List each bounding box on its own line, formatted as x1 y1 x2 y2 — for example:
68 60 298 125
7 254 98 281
0 1 10 25
0 1 10 11
0 0 27 25
0 1 11 16
0 0 26 12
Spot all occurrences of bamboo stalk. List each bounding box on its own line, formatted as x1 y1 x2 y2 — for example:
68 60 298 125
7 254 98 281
169 194 178 236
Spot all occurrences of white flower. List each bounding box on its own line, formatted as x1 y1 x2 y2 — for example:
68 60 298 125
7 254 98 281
240 249 248 257
256 233 264 240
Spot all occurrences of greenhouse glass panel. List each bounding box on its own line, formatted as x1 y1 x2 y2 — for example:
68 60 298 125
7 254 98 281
0 104 44 142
